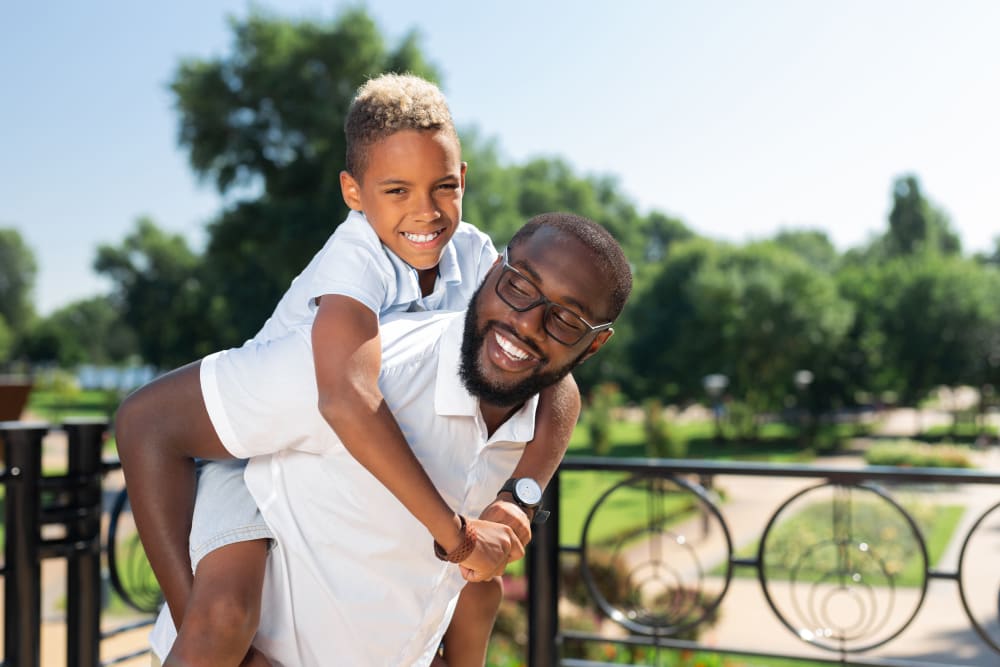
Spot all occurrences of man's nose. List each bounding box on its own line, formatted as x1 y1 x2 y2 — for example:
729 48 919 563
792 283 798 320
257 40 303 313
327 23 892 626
509 302 546 340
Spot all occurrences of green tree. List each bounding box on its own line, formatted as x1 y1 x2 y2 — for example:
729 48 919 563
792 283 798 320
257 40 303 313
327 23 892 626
884 175 961 257
24 296 138 366
0 314 13 364
772 229 838 273
172 8 441 341
628 239 853 414
0 228 38 341
94 218 213 368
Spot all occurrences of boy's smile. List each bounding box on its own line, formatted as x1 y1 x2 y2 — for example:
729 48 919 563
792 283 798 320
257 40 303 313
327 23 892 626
340 128 466 274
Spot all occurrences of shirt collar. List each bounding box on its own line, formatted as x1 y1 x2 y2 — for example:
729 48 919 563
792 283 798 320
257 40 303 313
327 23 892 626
434 315 538 443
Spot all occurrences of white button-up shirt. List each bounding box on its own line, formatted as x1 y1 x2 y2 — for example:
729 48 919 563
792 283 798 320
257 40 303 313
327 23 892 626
203 310 537 666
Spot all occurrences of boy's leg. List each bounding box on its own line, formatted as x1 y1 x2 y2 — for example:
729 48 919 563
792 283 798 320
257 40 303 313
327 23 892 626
164 459 275 666
165 539 269 666
440 577 504 667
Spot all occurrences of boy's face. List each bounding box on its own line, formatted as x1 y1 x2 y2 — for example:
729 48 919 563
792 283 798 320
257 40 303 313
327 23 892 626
459 227 615 406
340 129 466 271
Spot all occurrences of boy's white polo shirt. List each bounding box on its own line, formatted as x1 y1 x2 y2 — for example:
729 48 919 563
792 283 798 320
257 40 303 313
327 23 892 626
253 211 497 343
199 310 537 666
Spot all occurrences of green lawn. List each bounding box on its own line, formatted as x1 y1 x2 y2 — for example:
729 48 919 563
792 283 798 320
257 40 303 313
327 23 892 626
27 388 120 422
725 502 964 587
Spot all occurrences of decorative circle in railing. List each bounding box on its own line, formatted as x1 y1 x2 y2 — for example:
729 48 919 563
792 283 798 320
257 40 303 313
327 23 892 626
579 474 732 636
957 500 1000 652
107 487 163 614
758 482 928 653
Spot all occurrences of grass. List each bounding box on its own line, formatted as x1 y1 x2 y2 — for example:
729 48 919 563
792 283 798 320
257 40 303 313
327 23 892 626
723 501 964 587
27 388 120 422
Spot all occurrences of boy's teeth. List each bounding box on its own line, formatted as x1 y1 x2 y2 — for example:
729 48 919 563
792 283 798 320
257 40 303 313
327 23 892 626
495 332 530 361
404 230 440 243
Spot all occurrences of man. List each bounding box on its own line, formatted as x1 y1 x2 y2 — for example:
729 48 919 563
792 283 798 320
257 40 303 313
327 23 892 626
116 212 633 666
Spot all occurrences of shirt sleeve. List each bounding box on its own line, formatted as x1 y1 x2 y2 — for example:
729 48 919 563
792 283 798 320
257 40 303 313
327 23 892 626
308 234 395 316
201 328 339 458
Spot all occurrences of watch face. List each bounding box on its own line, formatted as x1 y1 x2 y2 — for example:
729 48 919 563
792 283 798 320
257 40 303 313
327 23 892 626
514 478 543 506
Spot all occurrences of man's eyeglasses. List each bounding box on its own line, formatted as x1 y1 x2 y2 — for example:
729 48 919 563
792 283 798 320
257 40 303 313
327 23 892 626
494 248 614 346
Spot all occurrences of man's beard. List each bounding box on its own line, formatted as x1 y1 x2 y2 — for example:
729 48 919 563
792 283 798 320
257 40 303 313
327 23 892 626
459 284 584 407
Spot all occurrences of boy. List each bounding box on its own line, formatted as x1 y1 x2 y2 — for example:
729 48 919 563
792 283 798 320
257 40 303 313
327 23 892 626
120 74 579 665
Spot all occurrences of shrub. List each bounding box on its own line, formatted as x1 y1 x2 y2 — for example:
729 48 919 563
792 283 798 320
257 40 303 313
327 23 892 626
864 441 974 468
587 383 622 456
643 399 686 458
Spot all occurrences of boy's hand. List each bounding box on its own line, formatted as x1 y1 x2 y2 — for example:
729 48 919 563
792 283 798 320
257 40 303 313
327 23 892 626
457 518 523 582
478 499 532 552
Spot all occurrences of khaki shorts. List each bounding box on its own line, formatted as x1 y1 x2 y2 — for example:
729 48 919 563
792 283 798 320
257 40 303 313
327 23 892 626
151 656 161 667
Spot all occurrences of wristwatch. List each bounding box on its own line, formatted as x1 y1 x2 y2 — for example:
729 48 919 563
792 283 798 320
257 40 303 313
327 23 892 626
498 477 549 524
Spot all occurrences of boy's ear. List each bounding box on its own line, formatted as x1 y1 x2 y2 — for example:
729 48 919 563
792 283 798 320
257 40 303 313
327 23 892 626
340 171 363 211
460 161 468 191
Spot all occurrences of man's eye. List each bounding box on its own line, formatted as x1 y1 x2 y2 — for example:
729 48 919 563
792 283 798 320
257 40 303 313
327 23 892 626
553 310 585 331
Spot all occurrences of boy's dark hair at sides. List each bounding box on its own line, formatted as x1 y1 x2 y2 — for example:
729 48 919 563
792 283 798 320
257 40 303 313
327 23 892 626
508 213 633 322
344 73 459 179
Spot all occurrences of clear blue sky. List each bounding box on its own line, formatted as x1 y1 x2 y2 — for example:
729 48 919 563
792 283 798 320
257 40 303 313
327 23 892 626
3 1 999 315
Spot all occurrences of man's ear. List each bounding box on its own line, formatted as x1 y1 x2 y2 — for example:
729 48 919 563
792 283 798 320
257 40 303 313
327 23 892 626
340 171 363 211
579 329 614 364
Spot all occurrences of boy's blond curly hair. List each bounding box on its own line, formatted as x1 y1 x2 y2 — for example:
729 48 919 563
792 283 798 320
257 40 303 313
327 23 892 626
345 73 458 178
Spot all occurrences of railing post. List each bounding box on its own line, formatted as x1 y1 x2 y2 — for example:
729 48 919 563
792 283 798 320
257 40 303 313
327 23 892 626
527 471 560 666
2 422 47 667
64 419 106 667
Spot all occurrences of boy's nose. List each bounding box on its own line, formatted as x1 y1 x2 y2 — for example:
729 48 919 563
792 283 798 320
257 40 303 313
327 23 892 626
411 191 442 222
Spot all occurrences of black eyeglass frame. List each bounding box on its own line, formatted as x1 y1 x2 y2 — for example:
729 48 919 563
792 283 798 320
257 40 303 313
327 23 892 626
494 248 614 346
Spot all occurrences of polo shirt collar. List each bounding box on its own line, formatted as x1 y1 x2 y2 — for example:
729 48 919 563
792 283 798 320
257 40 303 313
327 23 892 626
383 235 463 307
435 315 538 443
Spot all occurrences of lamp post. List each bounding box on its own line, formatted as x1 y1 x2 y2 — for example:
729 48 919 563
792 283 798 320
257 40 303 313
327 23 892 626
703 373 729 442
793 369 814 445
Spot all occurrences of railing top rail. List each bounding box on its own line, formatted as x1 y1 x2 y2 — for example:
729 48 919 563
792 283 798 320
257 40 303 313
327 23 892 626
561 455 1000 485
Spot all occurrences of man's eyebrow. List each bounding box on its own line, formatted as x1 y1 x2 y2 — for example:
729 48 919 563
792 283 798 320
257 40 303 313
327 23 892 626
515 259 595 320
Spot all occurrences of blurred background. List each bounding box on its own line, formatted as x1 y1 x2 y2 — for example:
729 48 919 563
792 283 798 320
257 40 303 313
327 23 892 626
1 0 999 436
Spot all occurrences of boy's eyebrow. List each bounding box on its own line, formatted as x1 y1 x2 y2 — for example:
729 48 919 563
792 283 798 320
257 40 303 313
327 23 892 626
514 259 594 320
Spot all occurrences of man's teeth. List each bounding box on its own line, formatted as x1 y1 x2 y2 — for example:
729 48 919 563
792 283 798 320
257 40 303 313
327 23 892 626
495 332 530 361
403 230 441 243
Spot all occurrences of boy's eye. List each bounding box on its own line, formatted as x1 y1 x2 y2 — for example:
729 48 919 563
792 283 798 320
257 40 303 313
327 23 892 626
437 183 459 191
385 188 406 195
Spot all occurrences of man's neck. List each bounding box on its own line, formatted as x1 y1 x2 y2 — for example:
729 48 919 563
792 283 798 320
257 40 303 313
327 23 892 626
479 400 525 437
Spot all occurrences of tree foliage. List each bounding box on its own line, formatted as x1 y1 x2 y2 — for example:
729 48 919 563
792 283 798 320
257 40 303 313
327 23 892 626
25 297 138 367
94 218 214 369
627 239 853 412
173 9 441 342
884 175 961 257
0 228 38 340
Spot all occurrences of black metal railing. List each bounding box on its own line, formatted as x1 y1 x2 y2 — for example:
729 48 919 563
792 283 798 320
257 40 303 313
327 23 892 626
1 420 156 667
527 457 1000 666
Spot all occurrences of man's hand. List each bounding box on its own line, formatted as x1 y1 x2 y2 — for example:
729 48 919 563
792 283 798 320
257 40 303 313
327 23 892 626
478 499 532 553
457 518 524 582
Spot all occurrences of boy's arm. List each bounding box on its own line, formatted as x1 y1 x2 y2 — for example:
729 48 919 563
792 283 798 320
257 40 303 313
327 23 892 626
483 373 581 548
115 361 236 628
312 295 519 577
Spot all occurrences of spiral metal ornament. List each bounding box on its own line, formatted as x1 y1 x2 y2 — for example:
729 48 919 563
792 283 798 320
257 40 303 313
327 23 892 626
957 500 1000 652
579 474 732 636
758 483 928 653
107 487 163 613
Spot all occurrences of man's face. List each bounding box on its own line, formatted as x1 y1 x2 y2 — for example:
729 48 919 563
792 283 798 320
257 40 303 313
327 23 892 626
460 229 614 406
339 129 466 271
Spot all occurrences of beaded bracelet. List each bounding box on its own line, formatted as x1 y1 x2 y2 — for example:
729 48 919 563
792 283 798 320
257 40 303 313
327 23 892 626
433 515 478 563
